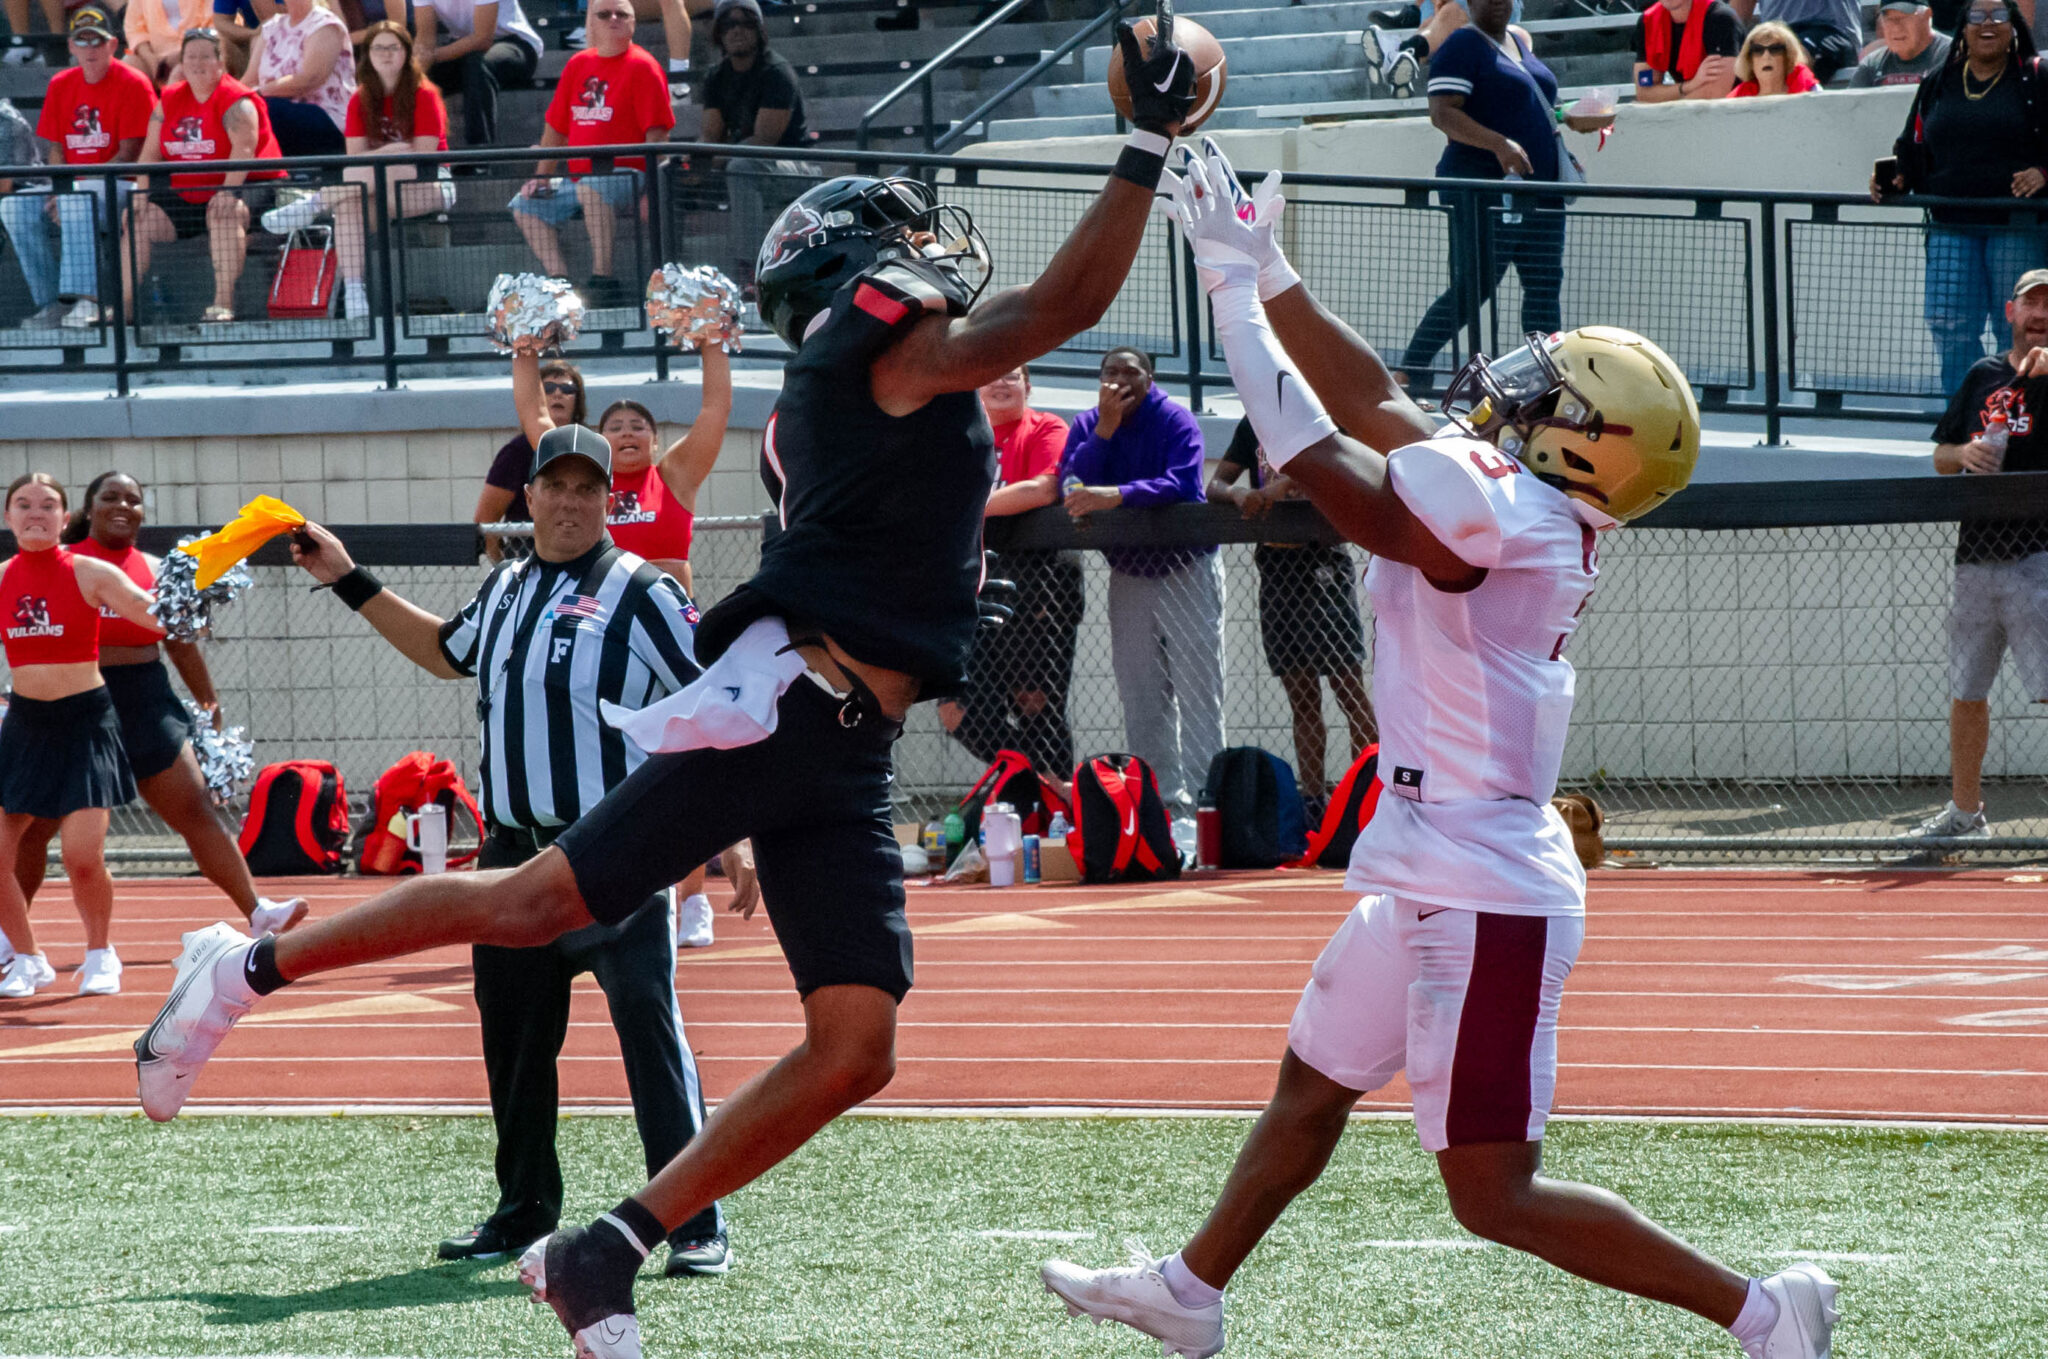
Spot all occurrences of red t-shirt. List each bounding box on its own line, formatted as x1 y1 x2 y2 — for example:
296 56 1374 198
344 84 451 151
545 45 676 176
1729 65 1820 98
992 408 1070 488
157 74 286 203
607 464 693 562
1 547 100 668
70 539 165 649
37 61 157 166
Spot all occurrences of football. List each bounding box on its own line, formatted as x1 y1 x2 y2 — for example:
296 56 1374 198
1107 16 1227 135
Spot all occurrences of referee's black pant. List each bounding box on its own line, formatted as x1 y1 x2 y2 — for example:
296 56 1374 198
473 829 722 1248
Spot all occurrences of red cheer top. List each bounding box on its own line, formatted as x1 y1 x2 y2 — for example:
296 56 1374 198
1 546 101 667
72 538 164 648
157 74 287 204
607 464 693 562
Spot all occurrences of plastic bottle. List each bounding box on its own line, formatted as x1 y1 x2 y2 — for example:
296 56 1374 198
1981 412 2011 472
985 803 1022 887
1047 810 1071 841
1501 172 1524 226
922 820 944 855
942 808 966 862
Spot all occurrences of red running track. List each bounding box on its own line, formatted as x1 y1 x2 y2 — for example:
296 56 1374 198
3 869 2046 1124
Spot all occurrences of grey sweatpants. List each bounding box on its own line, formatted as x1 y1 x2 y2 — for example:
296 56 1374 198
1108 553 1226 810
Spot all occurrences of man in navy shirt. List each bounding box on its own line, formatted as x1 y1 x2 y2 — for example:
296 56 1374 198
1061 346 1222 813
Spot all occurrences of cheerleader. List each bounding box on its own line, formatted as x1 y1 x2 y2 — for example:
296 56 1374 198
9 472 309 953
0 474 166 998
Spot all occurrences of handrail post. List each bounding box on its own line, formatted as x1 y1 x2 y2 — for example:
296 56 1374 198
104 166 130 398
922 78 936 153
1760 198 1782 446
371 160 399 390
647 155 670 384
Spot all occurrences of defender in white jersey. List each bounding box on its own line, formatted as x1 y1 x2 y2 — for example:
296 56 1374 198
1040 141 1840 1359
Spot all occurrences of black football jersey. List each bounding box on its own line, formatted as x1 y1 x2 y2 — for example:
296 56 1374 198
696 259 997 698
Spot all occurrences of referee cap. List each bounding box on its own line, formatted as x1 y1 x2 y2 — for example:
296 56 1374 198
530 424 613 485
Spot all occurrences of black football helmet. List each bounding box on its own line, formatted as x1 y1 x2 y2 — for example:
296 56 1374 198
755 175 991 348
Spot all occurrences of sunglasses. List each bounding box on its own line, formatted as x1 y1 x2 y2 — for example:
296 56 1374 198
70 32 108 45
1751 41 1788 53
1965 5 2011 21
542 381 579 397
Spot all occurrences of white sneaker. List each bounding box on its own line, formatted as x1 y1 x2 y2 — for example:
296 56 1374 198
61 297 102 329
260 196 323 236
0 952 56 999
250 897 310 936
1742 1263 1840 1359
77 947 122 996
678 893 714 949
1042 1240 1225 1359
134 923 258 1121
3 39 43 64
563 23 587 47
1387 47 1420 96
1897 800 1991 863
342 279 369 320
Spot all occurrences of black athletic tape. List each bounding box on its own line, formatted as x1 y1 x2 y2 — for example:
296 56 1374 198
1113 143 1168 190
331 566 385 612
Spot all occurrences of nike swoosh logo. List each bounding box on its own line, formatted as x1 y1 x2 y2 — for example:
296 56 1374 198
1277 370 1291 409
1417 908 1450 921
1152 53 1186 93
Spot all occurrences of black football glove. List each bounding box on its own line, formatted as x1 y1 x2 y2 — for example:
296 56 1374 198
977 569 1019 635
1117 0 1196 137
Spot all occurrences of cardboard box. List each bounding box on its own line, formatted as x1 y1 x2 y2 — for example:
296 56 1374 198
1037 839 1081 884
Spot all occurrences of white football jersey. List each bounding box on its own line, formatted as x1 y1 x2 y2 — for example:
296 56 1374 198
1346 433 1612 916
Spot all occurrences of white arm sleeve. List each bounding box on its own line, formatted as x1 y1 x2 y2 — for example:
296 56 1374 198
1209 281 1339 471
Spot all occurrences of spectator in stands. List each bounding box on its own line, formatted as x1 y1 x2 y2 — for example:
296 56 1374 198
1631 0 1743 102
417 0 542 149
507 0 673 310
1879 4 2048 393
127 26 285 323
1731 0 1863 81
478 358 584 561
700 0 813 289
125 0 214 86
1913 267 2048 853
1851 0 1953 84
1728 20 1823 93
568 0 701 103
258 18 450 319
1395 0 1608 399
0 9 154 330
243 0 355 155
1061 347 1222 815
1207 416 1375 819
210 0 276 76
1361 0 1526 100
937 365 1084 775
1930 0 2035 32
4 0 66 65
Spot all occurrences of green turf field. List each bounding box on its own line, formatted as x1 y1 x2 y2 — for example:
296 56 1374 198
2 1114 2041 1356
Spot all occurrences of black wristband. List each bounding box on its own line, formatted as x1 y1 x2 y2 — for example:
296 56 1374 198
1113 131 1171 190
332 566 384 611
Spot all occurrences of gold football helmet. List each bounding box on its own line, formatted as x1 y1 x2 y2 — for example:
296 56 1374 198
1442 327 1700 522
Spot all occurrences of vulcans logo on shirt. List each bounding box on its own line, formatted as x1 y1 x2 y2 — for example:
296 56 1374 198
571 76 615 122
67 104 110 151
608 489 656 525
7 595 60 639
166 116 215 156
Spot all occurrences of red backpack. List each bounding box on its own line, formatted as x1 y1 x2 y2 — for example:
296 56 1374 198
356 752 484 875
954 749 1072 864
1292 745 1383 870
238 761 351 876
1069 753 1181 884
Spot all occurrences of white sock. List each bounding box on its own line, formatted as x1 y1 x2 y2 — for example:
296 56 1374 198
668 57 689 73
216 943 261 1006
0 926 12 958
683 892 711 914
1161 1252 1224 1309
1728 1277 1778 1346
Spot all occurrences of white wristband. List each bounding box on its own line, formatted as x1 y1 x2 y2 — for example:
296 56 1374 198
1126 129 1171 157
1211 282 1337 471
1257 252 1301 303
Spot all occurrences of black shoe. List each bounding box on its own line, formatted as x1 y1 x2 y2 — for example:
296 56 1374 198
437 1221 546 1262
519 1222 643 1352
663 1231 732 1277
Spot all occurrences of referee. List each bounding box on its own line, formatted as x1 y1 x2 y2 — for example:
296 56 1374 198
288 426 741 1277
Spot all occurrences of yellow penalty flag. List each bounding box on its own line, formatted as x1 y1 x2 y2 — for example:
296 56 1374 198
177 495 308 588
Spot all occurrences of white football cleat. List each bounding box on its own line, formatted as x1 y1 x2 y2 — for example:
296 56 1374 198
77 947 122 995
134 923 258 1121
250 897 310 936
1744 1263 1841 1359
520 1232 643 1359
0 952 56 998
1042 1240 1225 1359
678 893 714 949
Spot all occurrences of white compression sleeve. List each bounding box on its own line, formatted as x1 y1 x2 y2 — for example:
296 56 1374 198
1210 281 1338 470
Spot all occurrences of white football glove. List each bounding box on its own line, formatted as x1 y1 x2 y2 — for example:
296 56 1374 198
1159 149 1264 297
1159 137 1301 300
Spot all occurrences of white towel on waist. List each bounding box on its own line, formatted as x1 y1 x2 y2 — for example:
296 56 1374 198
600 615 810 754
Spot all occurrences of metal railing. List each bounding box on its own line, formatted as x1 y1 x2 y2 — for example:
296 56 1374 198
0 142 2039 434
858 0 1080 151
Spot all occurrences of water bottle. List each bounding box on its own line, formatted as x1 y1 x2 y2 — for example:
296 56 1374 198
985 803 1022 887
1501 172 1524 226
1047 810 1071 841
1195 794 1223 871
1980 412 2011 472
942 808 966 863
922 820 944 855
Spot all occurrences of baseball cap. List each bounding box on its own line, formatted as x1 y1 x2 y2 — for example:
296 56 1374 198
1877 0 1928 10
2015 268 2048 299
69 7 116 40
529 424 613 484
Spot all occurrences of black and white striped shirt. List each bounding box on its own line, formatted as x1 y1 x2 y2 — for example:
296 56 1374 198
437 538 702 830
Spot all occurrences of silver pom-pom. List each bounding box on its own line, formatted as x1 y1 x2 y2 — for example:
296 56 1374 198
150 536 253 642
645 263 743 353
185 700 255 806
487 272 585 354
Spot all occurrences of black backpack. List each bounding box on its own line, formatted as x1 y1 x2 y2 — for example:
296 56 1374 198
1205 747 1308 869
1295 745 1382 870
237 760 351 876
1069 753 1181 884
